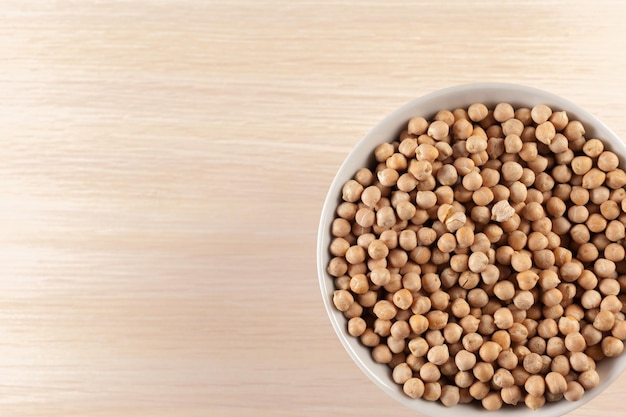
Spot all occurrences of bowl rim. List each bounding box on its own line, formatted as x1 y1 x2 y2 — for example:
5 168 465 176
317 82 626 417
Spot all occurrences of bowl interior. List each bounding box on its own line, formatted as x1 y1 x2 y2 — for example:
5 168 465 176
317 83 626 417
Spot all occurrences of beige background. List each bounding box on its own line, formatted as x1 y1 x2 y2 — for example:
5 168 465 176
2 0 626 416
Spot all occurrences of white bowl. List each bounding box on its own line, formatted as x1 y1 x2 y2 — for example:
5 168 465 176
317 83 626 417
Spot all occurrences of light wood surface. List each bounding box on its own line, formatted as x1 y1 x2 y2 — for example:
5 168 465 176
2 1 626 416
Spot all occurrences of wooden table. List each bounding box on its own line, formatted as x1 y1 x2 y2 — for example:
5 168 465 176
2 1 626 416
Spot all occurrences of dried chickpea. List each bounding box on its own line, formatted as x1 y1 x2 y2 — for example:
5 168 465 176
591 234 611 253
512 291 533 312
377 168 400 187
612 319 626 340
408 337 429 358
447 297 470 319
600 294 622 313
419 362 441 383
512 365 531 387
458 270 480 290
515 273 538 296
493 103 514 122
437 385 459 407
594 310 615 332
606 169 626 189
360 329 380 347
545 372 568 394
462 171 483 191
455 371 474 388
563 381 584 402
347 317 367 337
373 319 392 337
493 280 515 301
563 120 585 140
332 289 354 311
501 118 523 137
452 118 472 139
398 138 418 158
549 355 570 376
467 290 489 310
441 323 462 345
425 330 445 348
595 258 616 278
497 349 518 371
462 332 484 354
606 219 625 241
398 230 417 252
467 252 488 273
600 200 620 221
524 353 544 374
409 313 430 335
565 332 586 353
415 144 438 162
519 142 539 163
436 164 458 186
479 341 502 363
400 272 421 294
582 168 606 190
510 253 532 275
530 104 552 124
466 103 487 122
505 134 523 154
482 392 503 411
392 363 412 385
545 196 566 217
427 344 450 366
583 139 604 158
578 369 600 390
590 187 611 205
536 121 556 145
386 153 407 171
492 307 513 330
354 168 375 187
473 361 494 382
472 187 493 206
536 318 558 339
430 290 450 311
426 310 449 330
547 110 567 130
408 117 428 136
500 385 522 406
427 120 450 141
569 186 589 205
501 161 523 182
373 300 397 320
422 382 441 401
392 288 413 310
528 336 547 355
586 344 605 362
525 374 546 397
598 151 620 172
389 321 410 341
481 264 500 285
466 135 488 154
454 227 474 250
403 377 425 399
602 336 624 357
344 245 365 265
489 368 513 390
330 237 351 257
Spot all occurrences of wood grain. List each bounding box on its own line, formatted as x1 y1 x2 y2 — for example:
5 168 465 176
1 0 626 415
